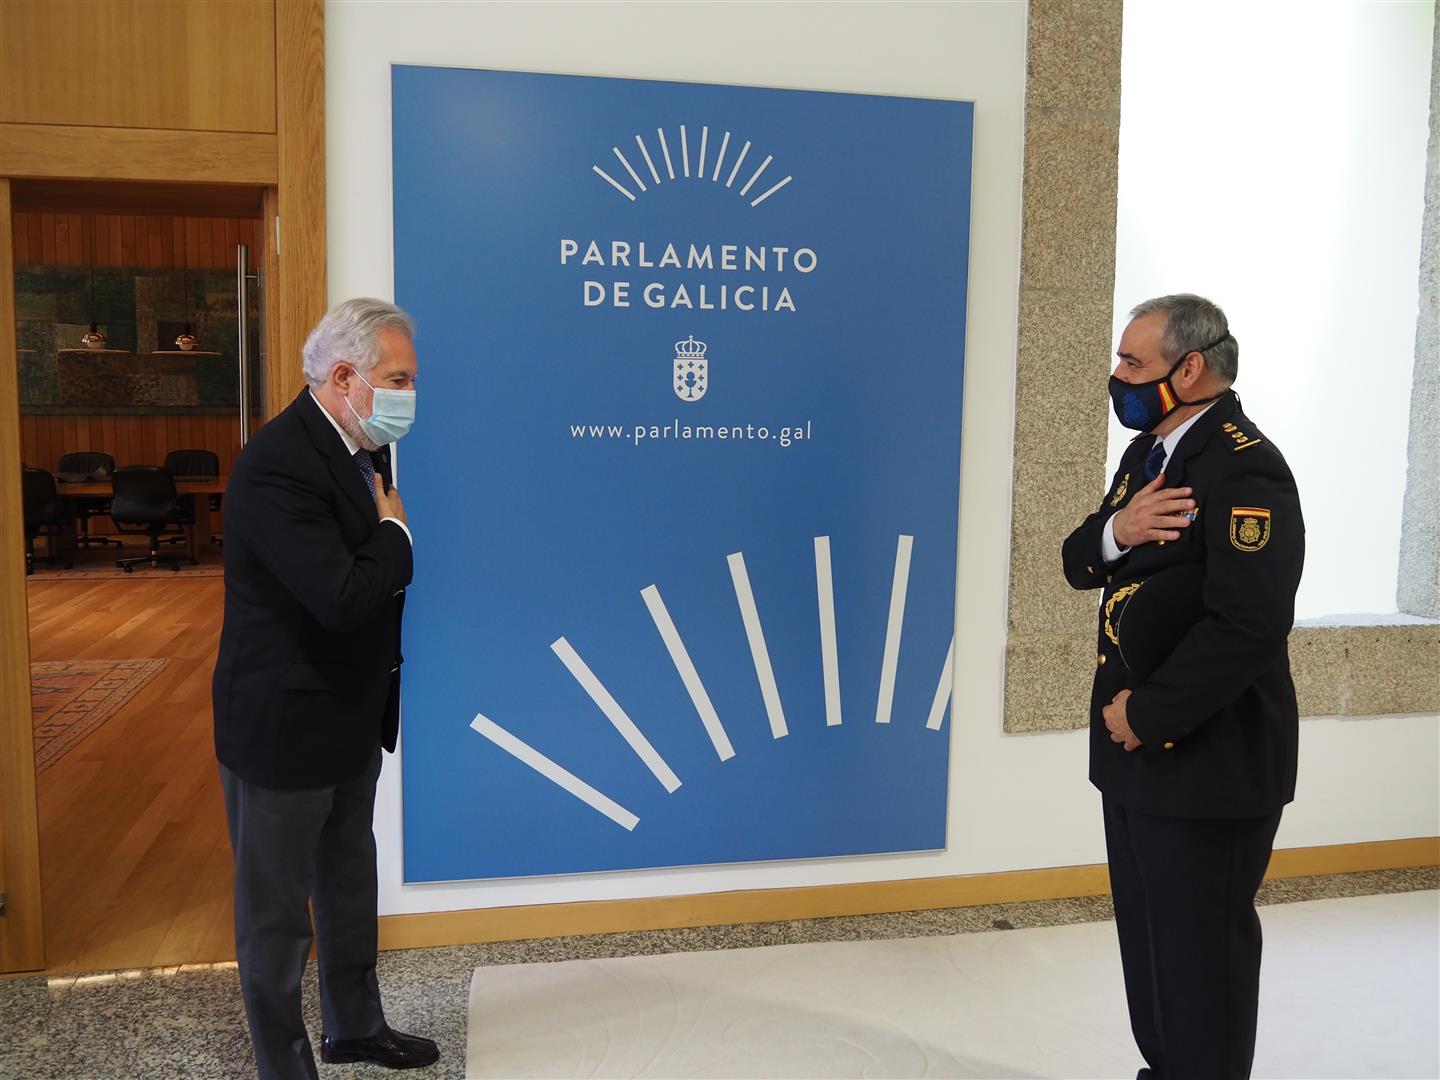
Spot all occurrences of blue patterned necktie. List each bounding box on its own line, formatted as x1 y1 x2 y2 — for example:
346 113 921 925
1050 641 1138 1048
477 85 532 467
353 448 376 495
1143 438 1167 483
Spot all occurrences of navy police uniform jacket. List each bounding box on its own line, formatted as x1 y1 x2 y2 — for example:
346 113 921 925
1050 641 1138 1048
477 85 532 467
1061 391 1304 819
212 389 411 790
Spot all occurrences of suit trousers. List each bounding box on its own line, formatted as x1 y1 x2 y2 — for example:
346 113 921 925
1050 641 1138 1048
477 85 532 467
220 747 386 1080
1102 799 1282 1080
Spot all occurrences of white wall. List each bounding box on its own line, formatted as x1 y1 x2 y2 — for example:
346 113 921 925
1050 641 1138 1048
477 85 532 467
325 0 1439 918
1112 0 1436 621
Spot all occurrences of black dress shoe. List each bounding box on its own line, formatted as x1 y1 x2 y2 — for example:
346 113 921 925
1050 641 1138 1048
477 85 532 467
320 1025 439 1069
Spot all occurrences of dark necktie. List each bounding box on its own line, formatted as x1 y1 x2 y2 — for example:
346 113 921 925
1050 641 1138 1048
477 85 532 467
353 448 376 495
1143 438 1167 483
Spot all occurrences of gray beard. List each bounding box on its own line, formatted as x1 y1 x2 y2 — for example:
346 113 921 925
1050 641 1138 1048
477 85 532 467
339 398 381 452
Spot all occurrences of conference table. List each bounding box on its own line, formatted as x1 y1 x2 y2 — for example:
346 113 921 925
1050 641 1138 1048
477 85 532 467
53 477 228 564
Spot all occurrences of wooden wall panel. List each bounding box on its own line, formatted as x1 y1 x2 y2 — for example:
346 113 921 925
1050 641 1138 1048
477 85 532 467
271 0 326 416
20 414 242 475
12 211 259 269
0 124 278 186
0 0 276 134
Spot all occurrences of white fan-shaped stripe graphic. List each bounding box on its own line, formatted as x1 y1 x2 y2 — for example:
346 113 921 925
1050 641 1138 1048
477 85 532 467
712 130 732 182
728 551 788 739
726 140 751 188
590 165 635 202
739 154 773 197
814 536 843 727
751 175 793 208
926 636 955 732
635 134 662 185
642 584 735 762
875 535 914 725
596 128 789 208
551 636 681 793
470 713 639 830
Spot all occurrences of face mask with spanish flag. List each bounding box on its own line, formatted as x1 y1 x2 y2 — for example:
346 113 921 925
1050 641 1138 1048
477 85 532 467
1108 336 1229 432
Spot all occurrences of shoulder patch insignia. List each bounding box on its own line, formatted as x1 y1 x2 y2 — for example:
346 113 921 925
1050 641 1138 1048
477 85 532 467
1110 472 1130 507
1223 423 1262 451
1229 507 1271 552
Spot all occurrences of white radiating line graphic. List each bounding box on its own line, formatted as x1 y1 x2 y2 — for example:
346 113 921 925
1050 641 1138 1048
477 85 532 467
635 134 662 185
698 126 709 177
470 713 639 831
612 146 646 192
712 130 731 182
726 140 752 187
814 537 843 727
551 636 681 793
592 166 635 202
739 154 773 197
657 127 675 180
727 552 788 739
641 585 735 762
680 124 690 177
751 175 793 207
926 636 955 731
875 535 914 725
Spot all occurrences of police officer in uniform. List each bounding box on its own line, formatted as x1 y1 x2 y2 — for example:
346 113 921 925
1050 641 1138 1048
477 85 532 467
1062 294 1304 1080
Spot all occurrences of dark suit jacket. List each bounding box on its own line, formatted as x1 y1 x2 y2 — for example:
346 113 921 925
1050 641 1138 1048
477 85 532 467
1061 391 1304 819
212 389 412 789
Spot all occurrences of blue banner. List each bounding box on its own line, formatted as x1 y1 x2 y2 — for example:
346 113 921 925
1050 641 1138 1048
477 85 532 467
393 66 972 882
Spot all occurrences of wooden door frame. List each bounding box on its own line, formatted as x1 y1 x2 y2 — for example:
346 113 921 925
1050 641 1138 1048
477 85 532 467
0 0 323 973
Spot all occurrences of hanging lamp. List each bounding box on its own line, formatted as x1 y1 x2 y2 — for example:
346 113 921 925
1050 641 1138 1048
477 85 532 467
80 266 106 349
174 221 198 350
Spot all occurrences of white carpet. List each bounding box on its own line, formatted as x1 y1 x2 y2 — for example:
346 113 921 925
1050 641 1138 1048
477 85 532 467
465 890 1439 1079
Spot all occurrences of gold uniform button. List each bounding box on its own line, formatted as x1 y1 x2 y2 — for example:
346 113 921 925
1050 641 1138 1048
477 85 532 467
1163 741 1175 750
1158 540 1166 546
1106 573 1113 583
1097 652 1107 666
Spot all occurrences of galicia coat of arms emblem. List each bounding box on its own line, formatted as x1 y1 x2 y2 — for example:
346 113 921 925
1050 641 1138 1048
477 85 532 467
674 335 708 402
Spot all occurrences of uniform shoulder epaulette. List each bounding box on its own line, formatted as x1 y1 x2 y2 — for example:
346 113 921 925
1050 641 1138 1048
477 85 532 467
1220 421 1263 453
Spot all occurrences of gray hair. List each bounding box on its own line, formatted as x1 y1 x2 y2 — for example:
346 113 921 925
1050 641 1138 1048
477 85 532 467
1129 293 1239 385
302 297 415 388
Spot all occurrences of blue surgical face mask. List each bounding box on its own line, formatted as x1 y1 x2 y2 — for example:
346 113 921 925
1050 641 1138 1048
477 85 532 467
346 369 416 444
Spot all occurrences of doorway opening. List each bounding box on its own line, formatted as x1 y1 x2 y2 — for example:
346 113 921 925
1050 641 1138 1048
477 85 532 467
14 179 265 973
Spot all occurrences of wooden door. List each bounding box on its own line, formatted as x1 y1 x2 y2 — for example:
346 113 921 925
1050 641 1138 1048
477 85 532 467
0 177 46 972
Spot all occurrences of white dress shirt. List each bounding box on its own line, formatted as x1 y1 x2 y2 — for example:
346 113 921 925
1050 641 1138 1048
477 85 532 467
309 390 413 546
1101 402 1215 564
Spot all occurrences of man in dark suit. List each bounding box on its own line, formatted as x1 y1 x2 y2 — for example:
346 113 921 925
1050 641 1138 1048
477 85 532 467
1062 294 1304 1080
212 298 438 1078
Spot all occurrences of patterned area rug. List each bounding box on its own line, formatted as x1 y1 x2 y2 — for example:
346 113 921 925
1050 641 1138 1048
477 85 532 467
31 659 170 774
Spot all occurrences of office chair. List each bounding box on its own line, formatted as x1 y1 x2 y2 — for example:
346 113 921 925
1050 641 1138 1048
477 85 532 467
161 449 222 547
56 449 121 550
57 451 122 549
110 466 195 572
22 466 73 574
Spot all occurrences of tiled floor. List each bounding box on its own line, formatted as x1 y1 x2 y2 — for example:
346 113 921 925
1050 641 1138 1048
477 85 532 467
2 869 1435 1079
464 891 1439 1079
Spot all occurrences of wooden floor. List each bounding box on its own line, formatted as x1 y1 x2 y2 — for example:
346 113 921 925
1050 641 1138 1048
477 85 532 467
26 566 235 974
